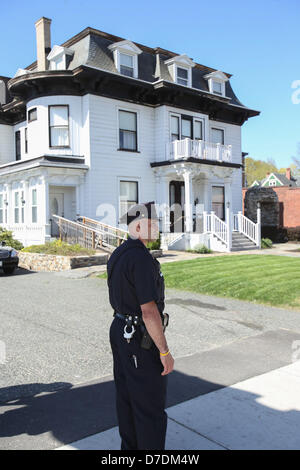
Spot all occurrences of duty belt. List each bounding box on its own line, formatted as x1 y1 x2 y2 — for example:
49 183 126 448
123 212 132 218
113 311 169 344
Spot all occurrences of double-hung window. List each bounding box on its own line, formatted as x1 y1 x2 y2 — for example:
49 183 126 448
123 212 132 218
49 105 70 148
211 128 225 145
171 116 180 142
119 181 138 221
32 189 37 223
0 193 4 224
120 53 134 77
25 128 28 154
181 118 192 140
14 192 20 224
194 120 203 140
28 108 37 123
15 131 21 161
212 81 222 95
170 114 204 142
177 67 188 86
212 186 225 221
119 110 137 151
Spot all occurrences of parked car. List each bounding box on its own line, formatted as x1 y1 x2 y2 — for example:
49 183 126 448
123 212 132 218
0 241 19 274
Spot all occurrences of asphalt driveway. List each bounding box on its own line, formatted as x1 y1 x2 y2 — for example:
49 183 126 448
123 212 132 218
1 266 300 449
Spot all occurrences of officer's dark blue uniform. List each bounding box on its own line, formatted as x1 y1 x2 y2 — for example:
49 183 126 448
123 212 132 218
107 204 168 450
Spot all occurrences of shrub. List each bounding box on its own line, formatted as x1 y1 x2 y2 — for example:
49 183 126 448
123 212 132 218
261 237 273 249
146 232 161 250
0 227 24 250
21 239 96 256
187 244 212 254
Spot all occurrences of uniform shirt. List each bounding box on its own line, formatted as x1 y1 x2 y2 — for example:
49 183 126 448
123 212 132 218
107 236 165 316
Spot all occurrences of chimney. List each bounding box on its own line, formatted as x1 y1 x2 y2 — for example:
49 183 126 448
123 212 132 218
286 168 291 180
35 17 52 71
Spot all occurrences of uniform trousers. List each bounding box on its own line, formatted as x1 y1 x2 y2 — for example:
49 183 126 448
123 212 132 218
109 316 168 450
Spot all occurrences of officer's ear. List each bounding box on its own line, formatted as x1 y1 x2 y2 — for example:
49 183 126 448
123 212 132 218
128 219 141 238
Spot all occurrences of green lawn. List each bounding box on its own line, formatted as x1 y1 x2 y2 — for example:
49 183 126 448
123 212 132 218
99 254 300 310
160 255 300 309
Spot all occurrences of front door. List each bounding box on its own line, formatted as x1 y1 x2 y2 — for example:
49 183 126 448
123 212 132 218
169 181 185 232
50 192 64 236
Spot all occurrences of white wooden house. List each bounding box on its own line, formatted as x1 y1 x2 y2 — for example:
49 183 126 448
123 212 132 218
0 17 261 251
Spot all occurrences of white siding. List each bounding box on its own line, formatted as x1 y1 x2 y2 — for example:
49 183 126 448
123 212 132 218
25 95 83 158
0 124 14 165
209 120 242 213
85 94 156 226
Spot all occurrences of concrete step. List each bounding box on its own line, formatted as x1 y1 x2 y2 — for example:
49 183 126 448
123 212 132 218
232 241 257 247
231 246 258 251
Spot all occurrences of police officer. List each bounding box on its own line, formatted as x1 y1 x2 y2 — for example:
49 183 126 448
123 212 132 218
107 201 174 450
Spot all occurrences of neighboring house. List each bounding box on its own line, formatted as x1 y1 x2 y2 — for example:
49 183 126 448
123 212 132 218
250 168 300 188
243 168 300 229
0 17 260 252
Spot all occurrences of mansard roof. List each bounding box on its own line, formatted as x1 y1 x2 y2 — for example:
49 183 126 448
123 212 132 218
22 26 247 107
2 26 260 125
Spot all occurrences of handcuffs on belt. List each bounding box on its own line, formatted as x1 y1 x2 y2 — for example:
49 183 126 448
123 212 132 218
122 313 169 349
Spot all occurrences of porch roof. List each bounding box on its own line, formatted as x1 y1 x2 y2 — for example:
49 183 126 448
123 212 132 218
150 157 242 169
0 155 88 177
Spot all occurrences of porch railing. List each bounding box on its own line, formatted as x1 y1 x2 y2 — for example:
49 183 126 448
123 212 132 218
233 211 260 245
203 211 229 248
167 138 232 162
51 215 128 252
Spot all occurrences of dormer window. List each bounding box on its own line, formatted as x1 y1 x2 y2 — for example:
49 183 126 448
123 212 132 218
47 45 74 71
108 40 142 79
164 54 195 88
120 53 134 77
177 67 189 86
204 70 229 97
212 81 222 95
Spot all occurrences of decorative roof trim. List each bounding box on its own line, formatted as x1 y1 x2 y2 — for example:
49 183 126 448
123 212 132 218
164 54 196 68
108 39 142 55
47 45 74 61
204 70 230 81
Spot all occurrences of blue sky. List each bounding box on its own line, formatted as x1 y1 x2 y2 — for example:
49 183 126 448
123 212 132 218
1 0 299 169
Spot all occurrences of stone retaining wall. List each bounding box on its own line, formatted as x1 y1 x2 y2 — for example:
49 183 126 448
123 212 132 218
18 248 162 272
18 252 109 272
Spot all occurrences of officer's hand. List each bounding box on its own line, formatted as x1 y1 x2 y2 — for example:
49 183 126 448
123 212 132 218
160 352 174 376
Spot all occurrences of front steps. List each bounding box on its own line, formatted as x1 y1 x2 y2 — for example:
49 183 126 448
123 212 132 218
231 232 258 251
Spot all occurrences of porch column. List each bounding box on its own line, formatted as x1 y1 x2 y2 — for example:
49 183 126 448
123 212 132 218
183 169 194 233
224 177 233 225
202 178 212 212
41 174 50 241
22 179 30 225
161 176 170 233
76 175 85 219
5 183 12 226
155 173 170 233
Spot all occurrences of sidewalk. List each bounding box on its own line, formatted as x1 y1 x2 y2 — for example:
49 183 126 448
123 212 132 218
57 359 300 450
